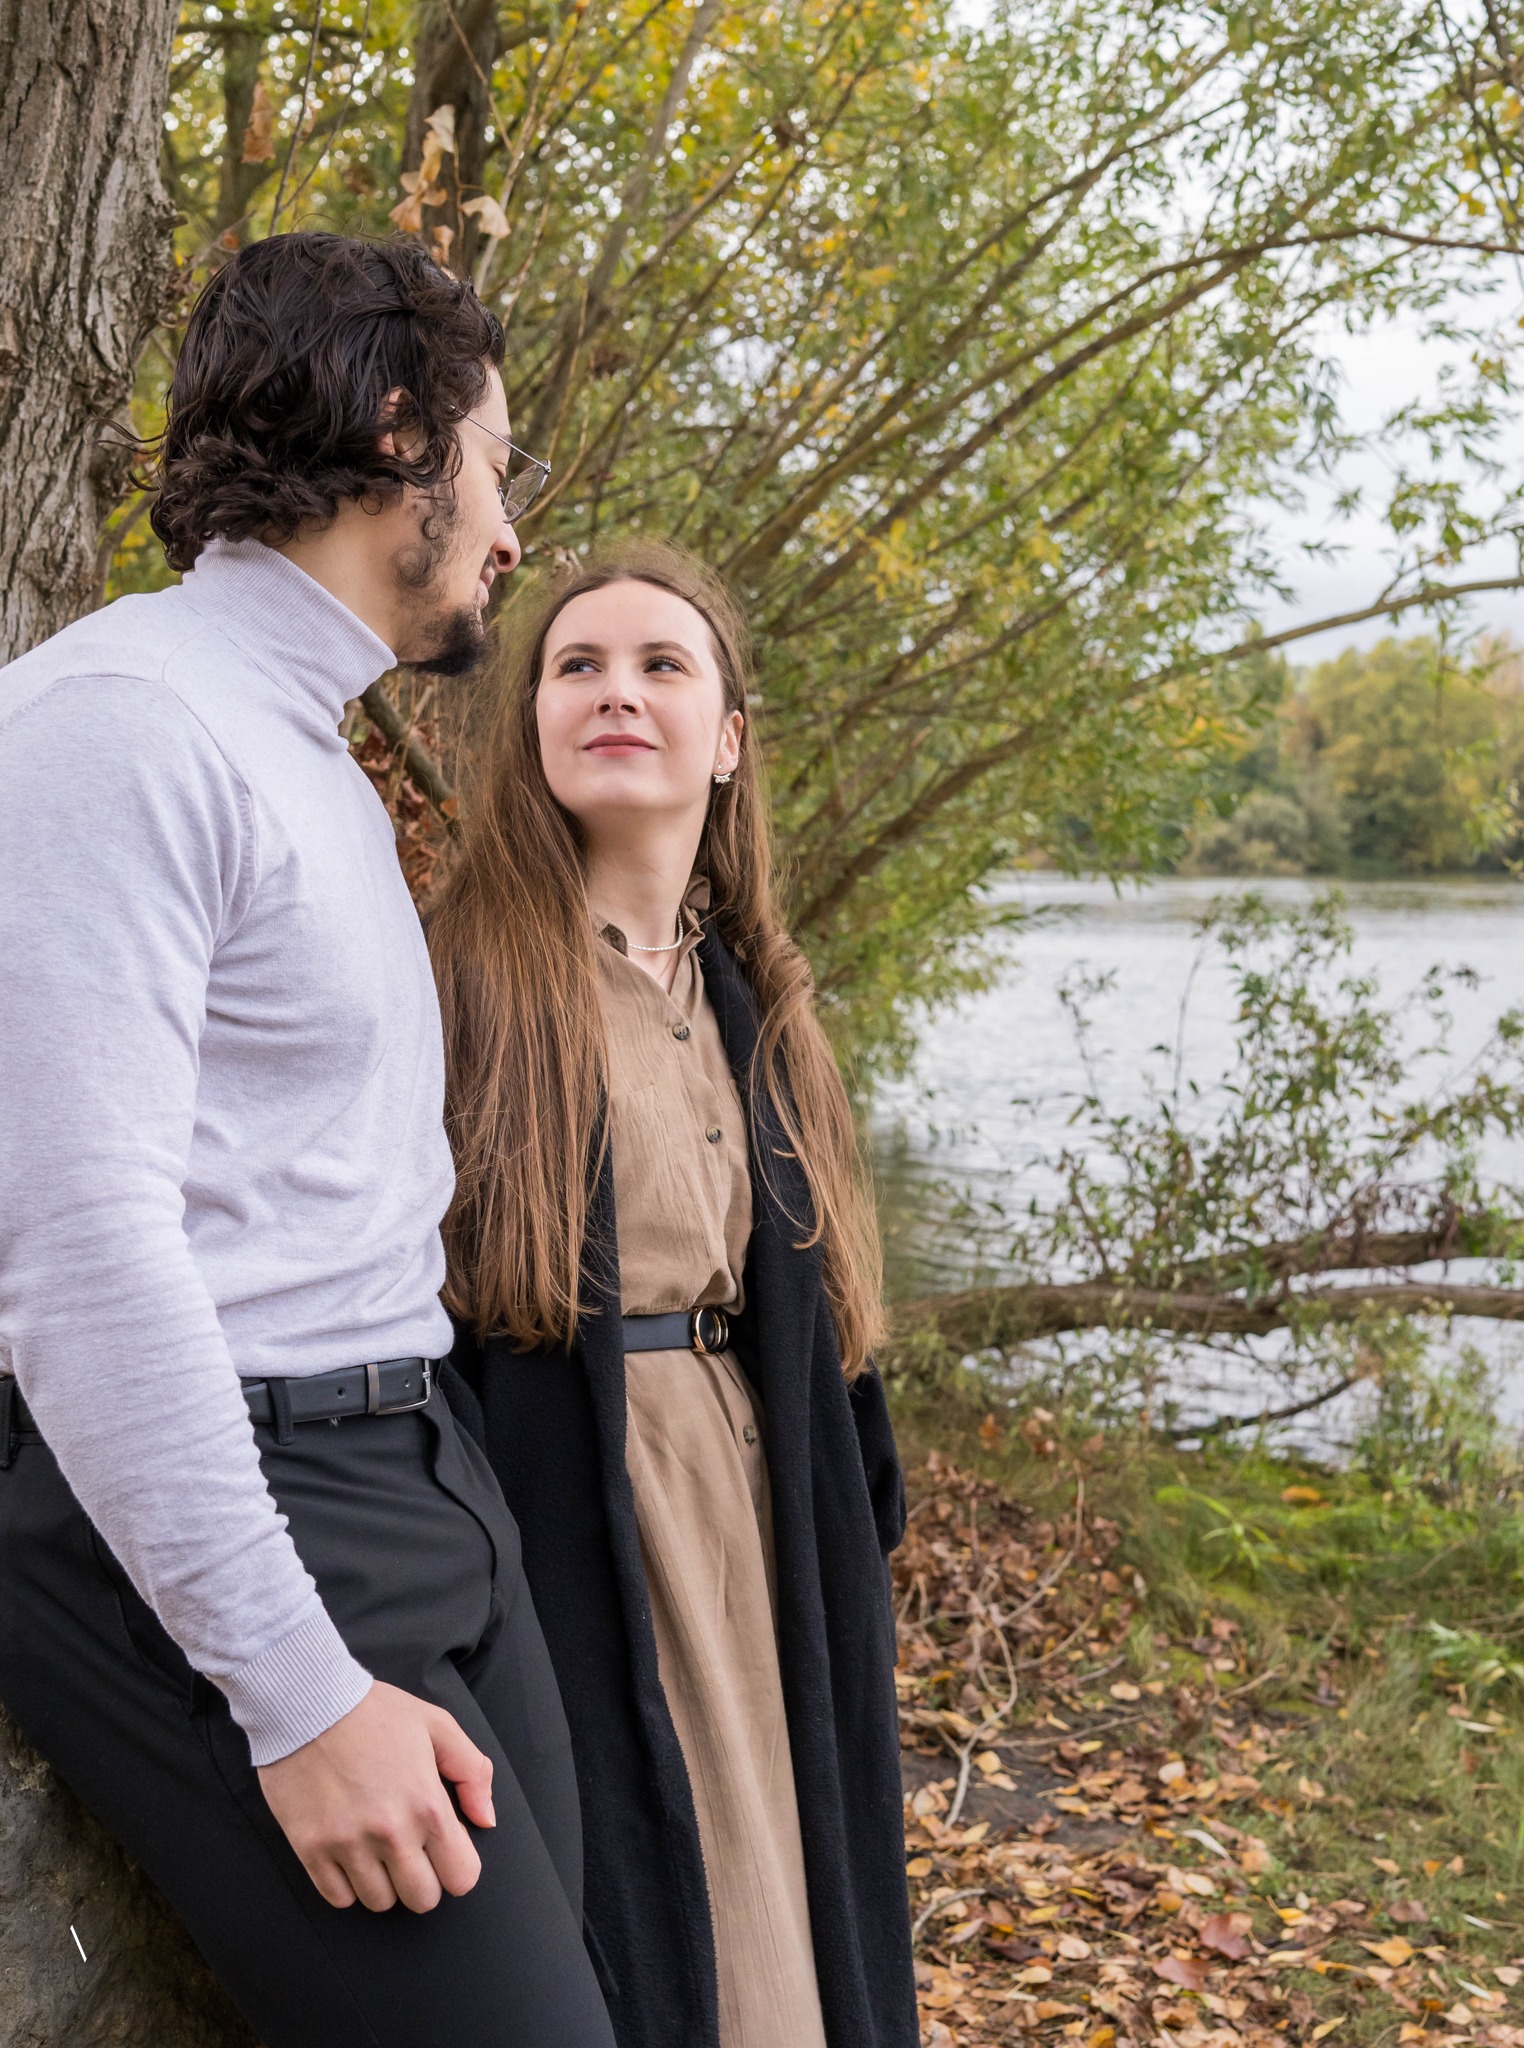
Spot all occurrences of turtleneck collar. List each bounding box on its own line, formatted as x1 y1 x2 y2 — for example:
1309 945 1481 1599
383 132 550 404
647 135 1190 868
178 538 396 733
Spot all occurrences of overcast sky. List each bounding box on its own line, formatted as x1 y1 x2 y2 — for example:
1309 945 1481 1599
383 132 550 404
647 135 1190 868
1253 298 1524 666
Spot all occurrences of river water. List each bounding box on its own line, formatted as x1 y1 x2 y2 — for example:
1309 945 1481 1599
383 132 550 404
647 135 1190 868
869 874 1524 1444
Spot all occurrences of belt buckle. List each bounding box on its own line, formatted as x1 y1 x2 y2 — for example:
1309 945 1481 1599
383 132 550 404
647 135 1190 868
688 1308 729 1356
365 1360 433 1416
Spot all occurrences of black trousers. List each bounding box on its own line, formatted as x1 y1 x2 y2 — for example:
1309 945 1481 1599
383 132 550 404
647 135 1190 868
0 1389 618 2048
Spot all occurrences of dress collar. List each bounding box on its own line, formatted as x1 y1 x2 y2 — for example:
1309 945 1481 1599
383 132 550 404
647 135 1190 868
596 874 711 960
177 538 396 732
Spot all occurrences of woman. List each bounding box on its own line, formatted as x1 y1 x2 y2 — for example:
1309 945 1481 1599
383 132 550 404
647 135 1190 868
429 539 918 2048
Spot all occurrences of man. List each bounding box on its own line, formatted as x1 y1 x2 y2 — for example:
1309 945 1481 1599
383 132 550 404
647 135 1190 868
0 234 615 2048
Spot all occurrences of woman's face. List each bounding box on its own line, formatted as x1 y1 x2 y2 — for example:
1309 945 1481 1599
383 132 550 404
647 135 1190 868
535 579 743 837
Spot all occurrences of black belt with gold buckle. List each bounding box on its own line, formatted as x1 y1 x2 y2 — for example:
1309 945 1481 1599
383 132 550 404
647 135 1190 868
621 1308 731 1356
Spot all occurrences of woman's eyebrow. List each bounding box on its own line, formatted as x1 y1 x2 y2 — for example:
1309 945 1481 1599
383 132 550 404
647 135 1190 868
551 640 606 658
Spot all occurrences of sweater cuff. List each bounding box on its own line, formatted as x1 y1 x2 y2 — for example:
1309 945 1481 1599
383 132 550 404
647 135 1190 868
221 1607 374 1767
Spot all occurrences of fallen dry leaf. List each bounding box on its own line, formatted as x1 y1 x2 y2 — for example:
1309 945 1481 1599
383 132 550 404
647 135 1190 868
1363 1937 1416 1967
1199 1912 1254 1960
1154 1953 1212 1992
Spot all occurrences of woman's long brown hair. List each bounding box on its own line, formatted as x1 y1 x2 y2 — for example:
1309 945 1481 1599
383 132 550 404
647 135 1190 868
428 538 886 1378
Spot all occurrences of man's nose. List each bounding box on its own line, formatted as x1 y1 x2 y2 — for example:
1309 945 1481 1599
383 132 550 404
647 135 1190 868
491 523 521 575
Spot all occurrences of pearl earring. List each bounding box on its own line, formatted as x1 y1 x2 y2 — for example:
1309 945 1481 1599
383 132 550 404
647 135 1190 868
713 769 734 786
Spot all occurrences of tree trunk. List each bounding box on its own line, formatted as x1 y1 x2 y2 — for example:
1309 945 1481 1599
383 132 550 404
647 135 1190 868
0 14 257 2042
0 0 181 662
403 0 502 276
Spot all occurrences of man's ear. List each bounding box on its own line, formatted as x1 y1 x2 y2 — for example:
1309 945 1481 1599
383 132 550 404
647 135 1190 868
376 384 409 459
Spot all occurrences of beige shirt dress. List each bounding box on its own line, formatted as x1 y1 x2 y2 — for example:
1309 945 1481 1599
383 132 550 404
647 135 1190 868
595 914 829 2048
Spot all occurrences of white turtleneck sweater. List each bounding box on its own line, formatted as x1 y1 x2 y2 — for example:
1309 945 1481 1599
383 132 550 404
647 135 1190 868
0 540 455 1766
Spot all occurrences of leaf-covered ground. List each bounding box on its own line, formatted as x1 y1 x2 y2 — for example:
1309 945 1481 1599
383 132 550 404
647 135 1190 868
895 1449 1524 2048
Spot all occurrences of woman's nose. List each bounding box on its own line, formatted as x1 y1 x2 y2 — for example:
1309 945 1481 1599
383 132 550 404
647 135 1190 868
596 678 642 715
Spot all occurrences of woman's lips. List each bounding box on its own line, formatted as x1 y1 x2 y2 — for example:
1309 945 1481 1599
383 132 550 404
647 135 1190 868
585 735 655 753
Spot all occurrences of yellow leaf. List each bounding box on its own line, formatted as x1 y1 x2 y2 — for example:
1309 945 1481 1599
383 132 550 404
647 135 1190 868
1362 1937 1415 1967
1446 2005 1474 2028
1281 1485 1323 1504
975 1750 1004 1776
978 1411 1001 1446
1110 1681 1141 1702
1371 1857 1400 1876
1424 1859 1443 1877
1026 1905 1062 1923
1015 1963 1053 1985
906 1856 932 1876
1311 2021 1345 2041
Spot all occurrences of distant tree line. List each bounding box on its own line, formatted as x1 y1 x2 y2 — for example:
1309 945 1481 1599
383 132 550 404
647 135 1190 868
1180 636 1524 877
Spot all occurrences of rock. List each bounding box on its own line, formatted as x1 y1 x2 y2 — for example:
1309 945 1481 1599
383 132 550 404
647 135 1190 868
0 1709 258 2047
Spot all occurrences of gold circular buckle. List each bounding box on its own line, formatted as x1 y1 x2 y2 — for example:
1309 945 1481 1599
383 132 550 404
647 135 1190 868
689 1307 730 1355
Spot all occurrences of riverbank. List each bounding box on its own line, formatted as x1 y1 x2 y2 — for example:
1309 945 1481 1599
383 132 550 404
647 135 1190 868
894 1373 1524 2046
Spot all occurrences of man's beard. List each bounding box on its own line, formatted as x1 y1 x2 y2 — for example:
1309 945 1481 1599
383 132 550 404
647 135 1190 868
393 493 489 677
396 601 485 677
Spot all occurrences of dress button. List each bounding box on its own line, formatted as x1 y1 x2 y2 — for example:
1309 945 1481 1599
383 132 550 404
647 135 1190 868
673 1023 691 1041
742 1423 758 1446
705 1124 723 1144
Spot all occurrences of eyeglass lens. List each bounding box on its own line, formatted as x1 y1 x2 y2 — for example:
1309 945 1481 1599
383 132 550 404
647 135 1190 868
501 460 547 523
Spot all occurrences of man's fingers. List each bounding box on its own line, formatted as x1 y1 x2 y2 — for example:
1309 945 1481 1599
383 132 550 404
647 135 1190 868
344 1852 401 1914
428 1708 496 1830
383 1843 446 1915
305 1854 358 1910
421 1804 485 1898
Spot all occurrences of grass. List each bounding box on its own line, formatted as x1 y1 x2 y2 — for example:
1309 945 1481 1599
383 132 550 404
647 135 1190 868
890 1365 1524 2044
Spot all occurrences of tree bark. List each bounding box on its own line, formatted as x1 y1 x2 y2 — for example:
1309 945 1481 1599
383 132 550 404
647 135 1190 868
403 0 503 276
0 0 181 662
0 1712 257 2048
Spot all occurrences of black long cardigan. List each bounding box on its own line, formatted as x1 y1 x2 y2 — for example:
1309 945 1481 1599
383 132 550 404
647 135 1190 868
443 927 918 2048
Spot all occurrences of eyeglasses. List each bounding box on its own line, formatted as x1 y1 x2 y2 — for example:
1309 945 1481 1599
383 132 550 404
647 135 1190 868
464 415 551 525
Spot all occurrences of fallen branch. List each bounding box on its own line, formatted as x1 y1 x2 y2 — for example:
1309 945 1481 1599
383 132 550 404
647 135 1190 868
1171 1214 1524 1286
898 1277 1524 1349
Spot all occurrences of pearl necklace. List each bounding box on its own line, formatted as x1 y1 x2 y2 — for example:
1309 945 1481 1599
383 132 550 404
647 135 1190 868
625 927 686 954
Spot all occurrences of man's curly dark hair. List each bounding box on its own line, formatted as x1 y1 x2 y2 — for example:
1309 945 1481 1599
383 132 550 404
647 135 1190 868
150 233 505 573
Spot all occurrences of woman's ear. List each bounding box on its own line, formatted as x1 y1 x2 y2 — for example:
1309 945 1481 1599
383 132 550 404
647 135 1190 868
715 708 744 778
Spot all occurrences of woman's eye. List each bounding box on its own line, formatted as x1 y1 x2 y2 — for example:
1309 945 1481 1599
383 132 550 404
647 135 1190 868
557 656 597 675
646 656 682 673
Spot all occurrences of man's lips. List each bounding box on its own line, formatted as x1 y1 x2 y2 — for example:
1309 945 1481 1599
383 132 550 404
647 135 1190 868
585 734 656 754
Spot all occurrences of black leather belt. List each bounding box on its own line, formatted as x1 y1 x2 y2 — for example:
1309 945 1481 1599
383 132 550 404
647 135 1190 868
241 1357 435 1438
622 1308 731 1356
0 1358 437 1466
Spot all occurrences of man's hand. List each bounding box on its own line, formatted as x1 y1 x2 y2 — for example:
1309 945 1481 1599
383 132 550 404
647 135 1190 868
257 1679 496 1913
